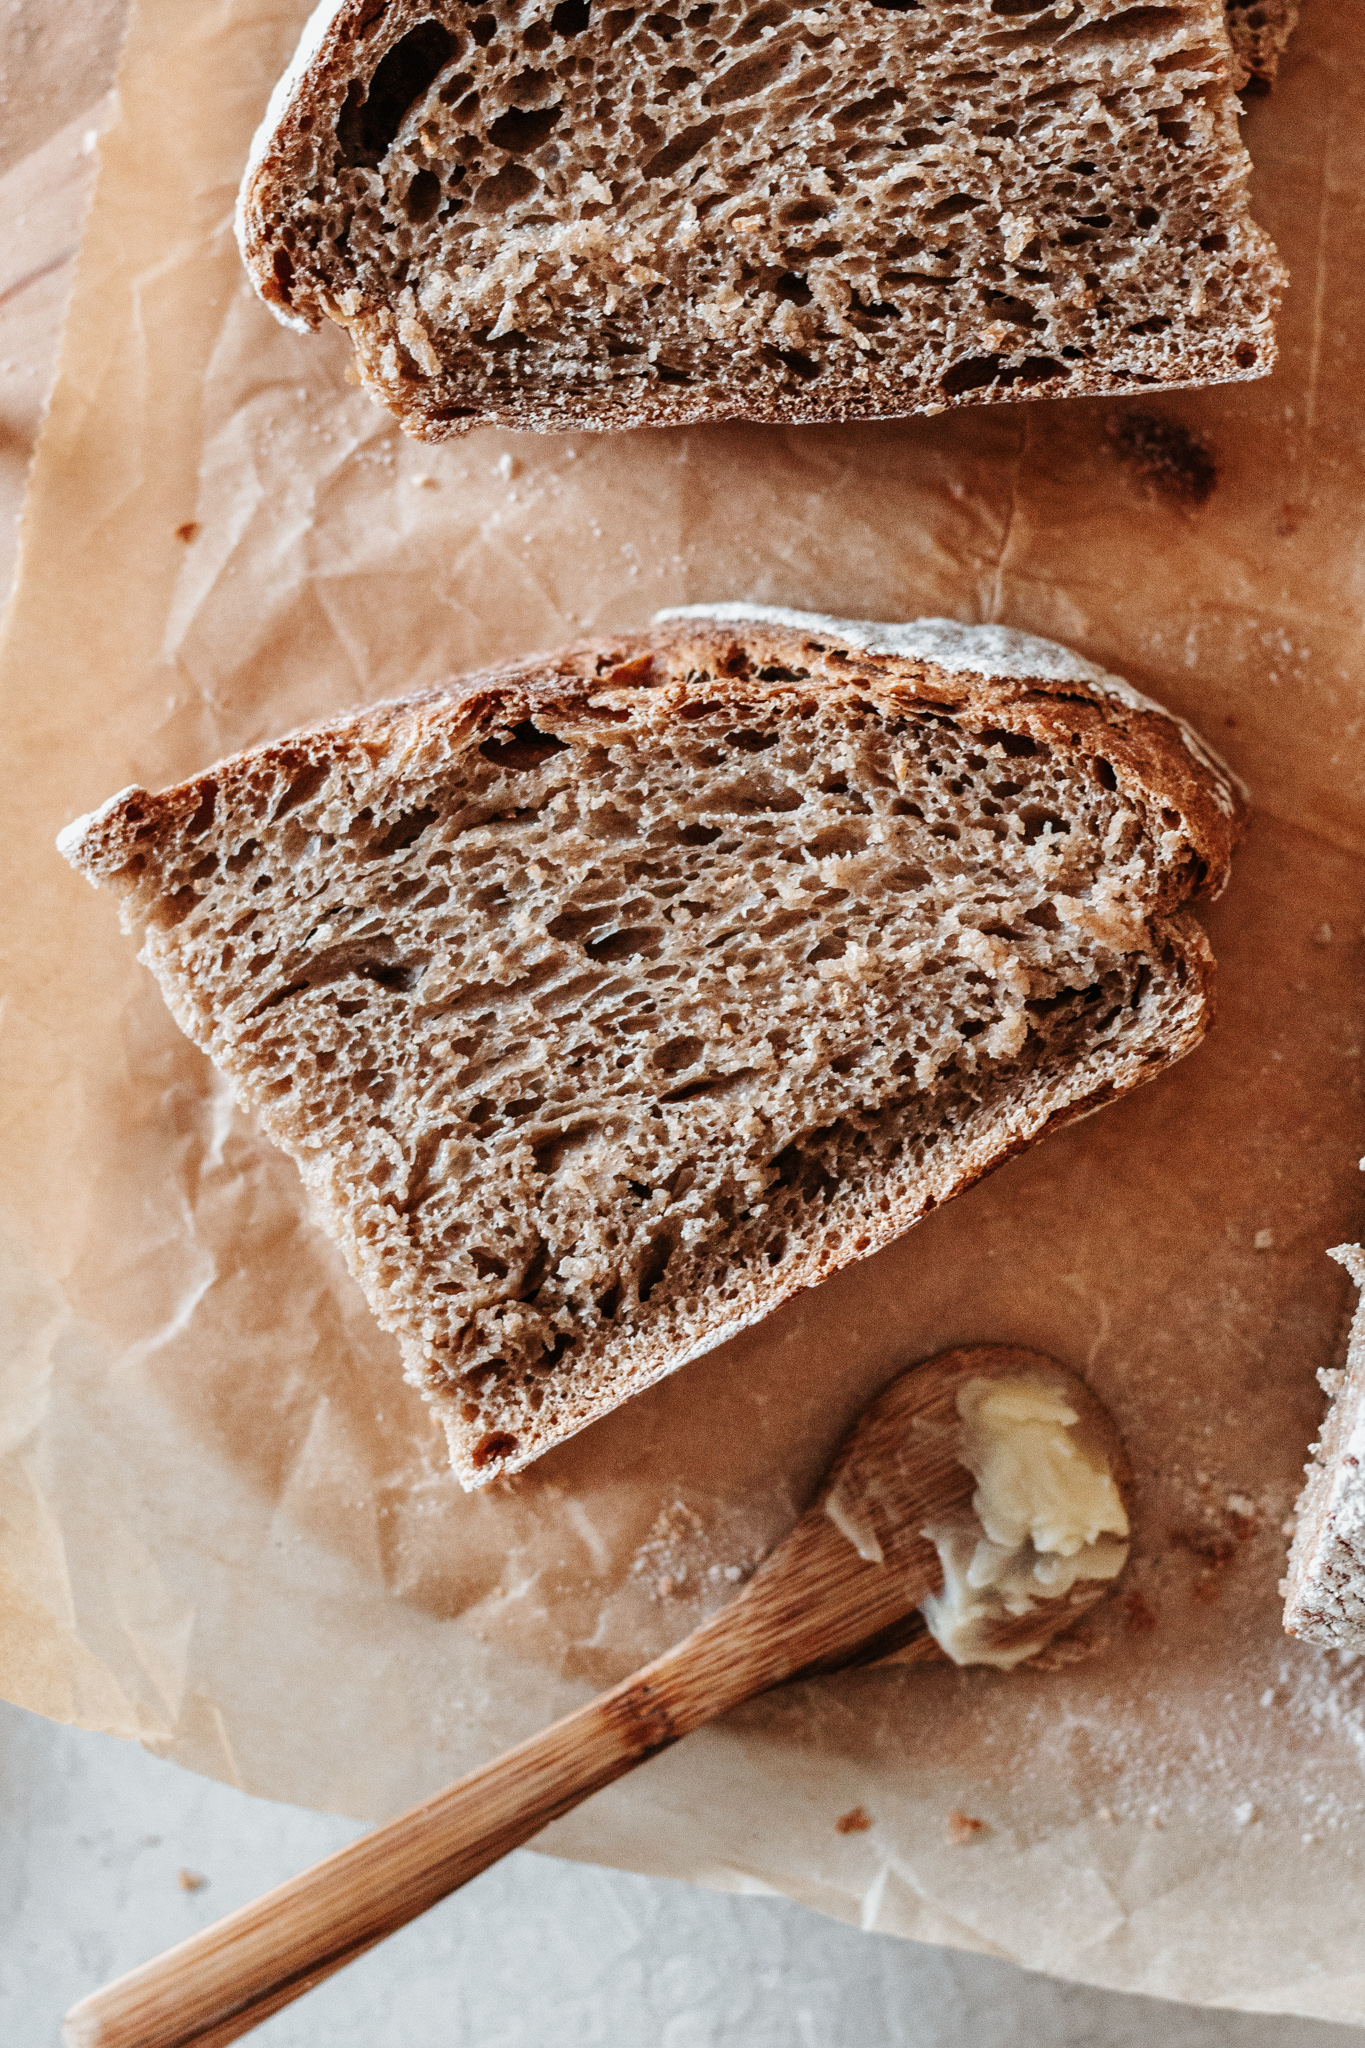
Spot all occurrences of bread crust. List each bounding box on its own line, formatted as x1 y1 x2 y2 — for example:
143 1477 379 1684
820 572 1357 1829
62 617 1244 1486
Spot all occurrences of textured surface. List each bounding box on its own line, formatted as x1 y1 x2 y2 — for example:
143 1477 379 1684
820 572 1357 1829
61 614 1241 1486
7 1695 1363 2048
13 0 1365 2027
1283 1247 1365 1650
238 0 1286 435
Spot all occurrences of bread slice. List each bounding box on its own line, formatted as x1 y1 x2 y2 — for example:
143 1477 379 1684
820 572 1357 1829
236 0 1285 438
1226 0 1298 90
59 608 1244 1487
1283 1248 1365 1650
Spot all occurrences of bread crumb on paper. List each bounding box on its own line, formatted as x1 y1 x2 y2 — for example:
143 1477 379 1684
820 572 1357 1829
177 1868 208 1892
1118 1590 1159 1634
835 1806 872 1835
945 1810 988 1846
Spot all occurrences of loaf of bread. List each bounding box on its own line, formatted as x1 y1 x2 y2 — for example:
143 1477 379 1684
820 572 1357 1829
59 609 1244 1486
237 0 1285 437
1283 1248 1365 1650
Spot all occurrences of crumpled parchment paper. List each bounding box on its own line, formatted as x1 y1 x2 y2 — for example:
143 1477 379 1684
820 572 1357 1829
3 0 1365 2021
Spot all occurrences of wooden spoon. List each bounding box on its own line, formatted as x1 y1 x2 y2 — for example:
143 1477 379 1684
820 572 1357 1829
63 1345 1128 2048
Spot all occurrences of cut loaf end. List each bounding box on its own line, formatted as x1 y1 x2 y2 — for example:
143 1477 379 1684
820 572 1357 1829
238 0 1285 437
60 610 1244 1487
1283 1248 1365 1651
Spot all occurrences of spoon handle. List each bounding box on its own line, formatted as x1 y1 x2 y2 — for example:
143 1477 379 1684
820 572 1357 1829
61 1379 954 2048
62 1639 752 2048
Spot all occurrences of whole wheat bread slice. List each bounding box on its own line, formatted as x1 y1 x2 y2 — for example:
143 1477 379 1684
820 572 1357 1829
59 608 1244 1487
1283 1247 1365 1650
236 0 1284 438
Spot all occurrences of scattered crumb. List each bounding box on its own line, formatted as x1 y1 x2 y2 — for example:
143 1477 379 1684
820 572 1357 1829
1118 1590 1159 1634
835 1806 872 1835
411 473 437 489
177 1869 207 1892
1025 1624 1101 1672
1260 1687 1277 1707
1254 1228 1275 1251
497 452 518 481
945 1809 989 1846
1227 1494 1256 1518
1096 1804 1118 1825
1234 1801 1260 1828
175 522 199 544
1314 923 1334 946
1106 409 1217 505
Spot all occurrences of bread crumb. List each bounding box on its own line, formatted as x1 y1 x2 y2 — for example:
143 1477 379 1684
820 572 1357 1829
1107 411 1218 506
1118 1589 1159 1634
177 1869 207 1892
835 1806 872 1835
175 522 199 544
945 1809 988 1846
1234 1801 1260 1827
1254 1228 1275 1251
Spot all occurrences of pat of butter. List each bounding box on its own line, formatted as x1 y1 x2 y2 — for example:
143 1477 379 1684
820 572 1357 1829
920 1376 1130 1670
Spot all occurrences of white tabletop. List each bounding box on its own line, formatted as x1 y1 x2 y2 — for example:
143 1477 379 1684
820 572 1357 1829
4 1694 1357 2046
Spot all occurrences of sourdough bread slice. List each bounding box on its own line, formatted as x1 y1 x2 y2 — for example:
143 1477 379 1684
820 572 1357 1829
59 609 1244 1487
236 0 1284 438
1283 1247 1365 1650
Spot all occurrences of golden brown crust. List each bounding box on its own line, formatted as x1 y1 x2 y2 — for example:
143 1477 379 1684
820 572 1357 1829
68 618 1245 901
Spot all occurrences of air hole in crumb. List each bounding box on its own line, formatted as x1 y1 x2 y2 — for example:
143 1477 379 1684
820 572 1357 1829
487 104 563 153
404 167 442 221
976 728 1038 758
638 1229 676 1302
337 20 456 168
471 1430 519 1469
184 782 218 837
480 720 569 769
272 761 330 820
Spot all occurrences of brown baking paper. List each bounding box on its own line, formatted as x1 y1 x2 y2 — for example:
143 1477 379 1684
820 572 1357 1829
4 0 1365 2019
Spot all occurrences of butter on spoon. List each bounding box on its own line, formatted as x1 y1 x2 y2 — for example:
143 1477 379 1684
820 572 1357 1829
824 1346 1132 1672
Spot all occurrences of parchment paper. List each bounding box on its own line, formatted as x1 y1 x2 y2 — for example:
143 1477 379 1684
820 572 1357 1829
4 0 1365 2020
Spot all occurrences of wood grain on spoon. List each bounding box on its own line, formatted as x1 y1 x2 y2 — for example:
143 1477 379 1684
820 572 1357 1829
63 1345 1126 2048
